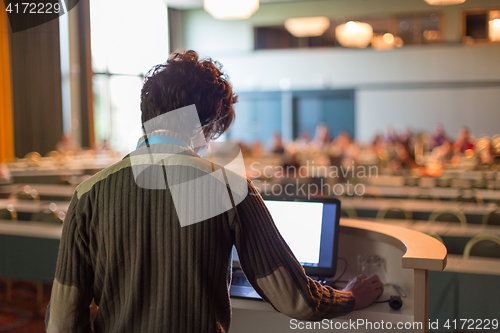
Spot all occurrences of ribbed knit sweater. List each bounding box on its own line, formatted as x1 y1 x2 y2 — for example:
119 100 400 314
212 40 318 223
45 132 355 333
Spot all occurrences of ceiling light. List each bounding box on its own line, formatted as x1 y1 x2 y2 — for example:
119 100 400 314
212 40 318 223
423 30 439 40
372 33 403 50
335 21 373 48
490 18 500 42
383 33 395 44
285 17 330 37
204 0 259 20
424 0 465 5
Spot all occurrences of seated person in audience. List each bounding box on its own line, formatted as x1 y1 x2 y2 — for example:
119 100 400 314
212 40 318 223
46 50 383 333
454 127 474 154
398 127 413 146
0 163 12 184
432 124 447 148
56 134 81 155
287 131 311 153
311 123 331 149
388 142 418 175
269 133 285 154
368 133 385 153
426 140 456 176
236 141 252 159
383 125 396 144
296 131 311 148
336 131 360 169
250 140 265 159
479 141 499 167
282 151 301 171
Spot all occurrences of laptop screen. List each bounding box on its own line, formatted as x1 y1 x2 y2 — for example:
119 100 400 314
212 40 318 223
233 196 340 278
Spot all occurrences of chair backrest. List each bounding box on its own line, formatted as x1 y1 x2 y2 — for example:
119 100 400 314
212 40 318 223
483 210 500 226
436 178 451 187
376 207 412 220
341 206 357 219
429 209 467 226
31 209 63 224
456 189 483 204
463 235 500 259
0 205 17 221
24 151 41 167
456 195 482 204
413 193 440 202
425 232 444 244
405 176 419 187
9 185 40 202
361 193 381 200
419 177 436 188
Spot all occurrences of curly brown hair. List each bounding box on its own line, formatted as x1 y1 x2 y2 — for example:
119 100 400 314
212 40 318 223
140 50 237 140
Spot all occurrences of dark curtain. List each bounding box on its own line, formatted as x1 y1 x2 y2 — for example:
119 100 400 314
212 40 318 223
10 18 64 157
77 0 93 148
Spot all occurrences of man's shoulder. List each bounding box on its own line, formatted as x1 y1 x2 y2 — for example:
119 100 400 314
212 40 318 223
75 157 132 199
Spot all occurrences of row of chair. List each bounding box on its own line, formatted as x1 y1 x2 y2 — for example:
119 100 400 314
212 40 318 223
0 189 64 304
0 204 65 224
0 185 65 223
403 176 499 190
359 189 499 205
428 233 500 260
340 207 500 259
341 205 500 226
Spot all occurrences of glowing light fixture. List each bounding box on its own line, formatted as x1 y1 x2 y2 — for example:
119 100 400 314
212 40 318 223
371 33 403 50
284 16 330 37
335 21 373 48
423 30 439 40
490 11 500 42
383 33 395 44
204 0 259 20
424 0 465 5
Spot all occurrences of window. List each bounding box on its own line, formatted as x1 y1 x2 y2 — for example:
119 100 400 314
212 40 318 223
90 0 169 154
254 13 443 50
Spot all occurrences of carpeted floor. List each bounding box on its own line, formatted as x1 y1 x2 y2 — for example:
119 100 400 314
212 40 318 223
0 280 50 333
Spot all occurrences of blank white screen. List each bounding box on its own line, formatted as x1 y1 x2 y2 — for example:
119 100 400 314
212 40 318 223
264 201 323 265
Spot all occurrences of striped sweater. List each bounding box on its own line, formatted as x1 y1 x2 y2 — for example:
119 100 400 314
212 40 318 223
45 132 355 333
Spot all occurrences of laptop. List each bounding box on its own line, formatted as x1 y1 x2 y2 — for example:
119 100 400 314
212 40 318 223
229 196 341 299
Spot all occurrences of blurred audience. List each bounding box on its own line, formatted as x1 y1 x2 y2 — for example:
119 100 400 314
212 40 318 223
7 123 500 180
237 123 500 178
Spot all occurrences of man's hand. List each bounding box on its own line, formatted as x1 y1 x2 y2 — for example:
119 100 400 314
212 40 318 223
343 275 384 310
